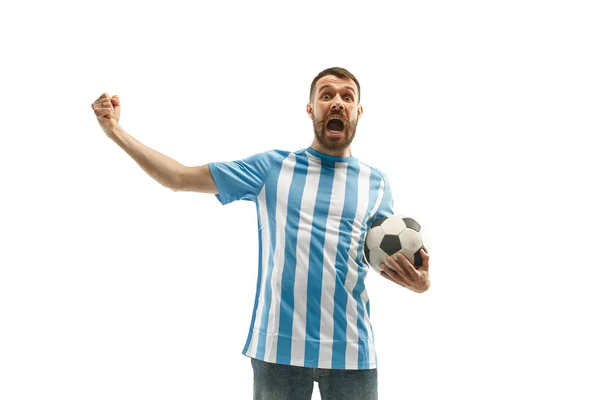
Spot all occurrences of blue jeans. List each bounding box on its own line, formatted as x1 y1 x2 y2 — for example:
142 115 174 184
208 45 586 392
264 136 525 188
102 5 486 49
251 357 378 400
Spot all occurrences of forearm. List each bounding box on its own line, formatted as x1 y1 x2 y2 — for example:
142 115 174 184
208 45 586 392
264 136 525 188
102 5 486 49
109 125 184 189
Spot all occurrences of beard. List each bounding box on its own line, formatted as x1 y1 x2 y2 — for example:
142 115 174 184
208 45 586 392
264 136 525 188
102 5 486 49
312 113 358 153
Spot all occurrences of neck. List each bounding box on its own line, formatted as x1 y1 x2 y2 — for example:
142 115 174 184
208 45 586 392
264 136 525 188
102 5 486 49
310 140 352 158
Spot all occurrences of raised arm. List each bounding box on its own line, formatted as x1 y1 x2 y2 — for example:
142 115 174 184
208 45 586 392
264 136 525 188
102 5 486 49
92 93 217 193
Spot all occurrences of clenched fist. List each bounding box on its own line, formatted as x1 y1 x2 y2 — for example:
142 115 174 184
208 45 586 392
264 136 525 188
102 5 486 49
92 93 121 137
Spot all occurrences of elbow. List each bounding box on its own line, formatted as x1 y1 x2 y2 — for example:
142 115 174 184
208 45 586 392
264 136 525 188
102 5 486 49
169 167 186 192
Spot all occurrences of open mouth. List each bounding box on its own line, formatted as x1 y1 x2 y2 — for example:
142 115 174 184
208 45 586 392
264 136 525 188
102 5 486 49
326 118 345 133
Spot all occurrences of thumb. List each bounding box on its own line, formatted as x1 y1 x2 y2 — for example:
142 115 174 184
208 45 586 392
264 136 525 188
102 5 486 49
111 95 121 121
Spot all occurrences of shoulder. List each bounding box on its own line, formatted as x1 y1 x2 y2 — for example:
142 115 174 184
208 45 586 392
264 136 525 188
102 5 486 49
356 158 389 182
262 148 313 165
238 148 290 166
269 148 294 160
258 149 293 170
259 148 292 160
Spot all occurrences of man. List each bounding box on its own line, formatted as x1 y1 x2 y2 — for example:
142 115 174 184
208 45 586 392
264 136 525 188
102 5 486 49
92 67 431 400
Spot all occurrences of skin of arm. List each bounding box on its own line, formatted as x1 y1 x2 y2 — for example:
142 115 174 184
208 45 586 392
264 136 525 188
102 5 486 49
108 125 217 194
92 93 217 193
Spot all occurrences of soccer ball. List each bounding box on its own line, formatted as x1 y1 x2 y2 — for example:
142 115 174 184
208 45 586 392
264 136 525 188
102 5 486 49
363 215 430 274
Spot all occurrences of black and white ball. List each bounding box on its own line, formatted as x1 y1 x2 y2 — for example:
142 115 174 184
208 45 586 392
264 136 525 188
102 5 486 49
363 215 430 274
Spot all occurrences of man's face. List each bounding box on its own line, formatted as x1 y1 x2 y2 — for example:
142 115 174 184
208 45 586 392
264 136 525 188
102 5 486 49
307 75 363 154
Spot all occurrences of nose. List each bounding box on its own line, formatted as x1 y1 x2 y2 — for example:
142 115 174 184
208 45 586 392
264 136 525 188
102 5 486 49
331 95 345 112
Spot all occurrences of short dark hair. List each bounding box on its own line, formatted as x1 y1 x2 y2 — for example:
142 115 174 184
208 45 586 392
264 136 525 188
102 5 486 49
309 67 361 103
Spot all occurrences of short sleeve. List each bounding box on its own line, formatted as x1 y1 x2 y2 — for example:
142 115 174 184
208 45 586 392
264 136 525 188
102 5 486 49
362 170 395 266
369 170 394 227
208 150 285 205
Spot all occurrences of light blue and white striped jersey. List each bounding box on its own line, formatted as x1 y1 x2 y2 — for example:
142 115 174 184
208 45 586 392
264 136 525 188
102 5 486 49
208 146 394 370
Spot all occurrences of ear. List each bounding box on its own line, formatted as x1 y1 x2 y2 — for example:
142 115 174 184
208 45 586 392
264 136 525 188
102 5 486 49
357 104 363 119
306 103 313 120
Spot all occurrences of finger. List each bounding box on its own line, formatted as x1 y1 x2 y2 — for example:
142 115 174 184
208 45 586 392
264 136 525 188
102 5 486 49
92 93 112 107
419 248 430 272
112 95 121 120
92 103 115 115
385 256 411 281
92 100 113 109
380 270 397 284
392 253 418 279
93 107 113 119
383 257 400 274
92 104 112 112
92 106 111 115
93 98 114 105
381 263 410 287
95 92 111 101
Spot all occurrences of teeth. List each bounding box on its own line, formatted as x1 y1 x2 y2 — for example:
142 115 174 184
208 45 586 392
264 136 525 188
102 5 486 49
327 117 344 133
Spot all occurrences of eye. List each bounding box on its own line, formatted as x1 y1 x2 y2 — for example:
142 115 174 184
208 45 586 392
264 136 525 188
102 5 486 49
344 95 353 102
322 94 331 100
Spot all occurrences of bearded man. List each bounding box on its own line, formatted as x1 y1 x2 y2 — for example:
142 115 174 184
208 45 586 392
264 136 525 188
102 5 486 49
92 66 431 400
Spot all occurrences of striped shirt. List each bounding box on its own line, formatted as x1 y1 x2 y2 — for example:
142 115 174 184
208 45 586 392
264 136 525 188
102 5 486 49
208 146 394 370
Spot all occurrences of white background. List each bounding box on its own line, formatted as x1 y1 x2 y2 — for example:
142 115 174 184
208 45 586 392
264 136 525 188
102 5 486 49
1 0 599 399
